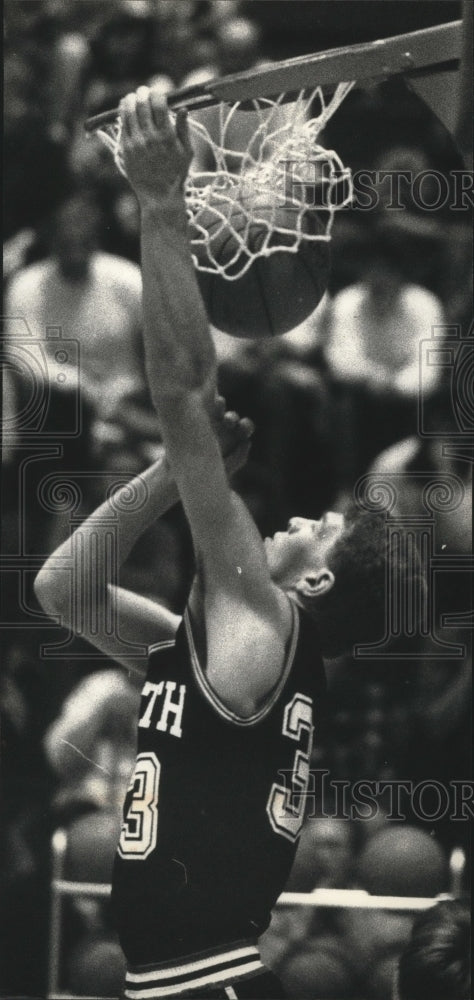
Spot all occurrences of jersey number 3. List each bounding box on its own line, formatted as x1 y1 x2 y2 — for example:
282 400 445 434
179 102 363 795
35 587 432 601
266 694 313 843
118 752 160 859
119 694 313 858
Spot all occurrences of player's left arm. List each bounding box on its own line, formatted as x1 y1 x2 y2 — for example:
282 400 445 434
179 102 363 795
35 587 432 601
34 407 252 674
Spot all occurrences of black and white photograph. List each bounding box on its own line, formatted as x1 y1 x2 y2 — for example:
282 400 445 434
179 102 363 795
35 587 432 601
2 2 472 999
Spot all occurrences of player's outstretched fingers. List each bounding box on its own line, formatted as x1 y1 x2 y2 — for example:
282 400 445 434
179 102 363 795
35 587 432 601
149 88 173 133
134 86 155 135
119 92 141 141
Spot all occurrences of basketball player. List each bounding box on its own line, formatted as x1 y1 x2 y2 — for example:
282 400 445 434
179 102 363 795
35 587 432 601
35 87 419 999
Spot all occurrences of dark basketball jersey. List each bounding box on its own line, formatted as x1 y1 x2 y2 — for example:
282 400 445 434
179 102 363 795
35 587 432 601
112 600 326 965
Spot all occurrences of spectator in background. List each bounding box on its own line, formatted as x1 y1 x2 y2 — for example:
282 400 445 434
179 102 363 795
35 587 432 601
85 3 159 117
338 826 449 999
280 943 356 999
286 815 355 894
214 14 262 75
324 233 445 491
396 899 471 1000
44 668 139 823
0 637 56 997
368 387 472 859
44 666 140 998
260 816 358 998
5 192 161 477
47 25 90 145
326 236 444 404
4 43 68 238
368 387 472 545
368 383 472 620
371 144 463 299
5 191 162 567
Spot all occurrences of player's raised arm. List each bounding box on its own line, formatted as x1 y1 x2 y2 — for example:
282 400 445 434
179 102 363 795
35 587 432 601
120 87 293 713
34 451 183 672
34 404 252 674
119 88 215 407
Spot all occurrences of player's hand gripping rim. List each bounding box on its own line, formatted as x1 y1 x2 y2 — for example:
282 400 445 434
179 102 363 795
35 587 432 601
119 86 193 207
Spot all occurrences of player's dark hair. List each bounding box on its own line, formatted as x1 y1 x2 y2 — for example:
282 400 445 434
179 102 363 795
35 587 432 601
397 899 471 1000
301 506 425 656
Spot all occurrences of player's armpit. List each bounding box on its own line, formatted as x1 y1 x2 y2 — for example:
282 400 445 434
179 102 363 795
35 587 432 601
186 595 293 719
208 617 289 719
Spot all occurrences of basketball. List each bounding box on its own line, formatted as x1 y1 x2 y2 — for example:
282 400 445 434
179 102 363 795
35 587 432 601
190 197 330 339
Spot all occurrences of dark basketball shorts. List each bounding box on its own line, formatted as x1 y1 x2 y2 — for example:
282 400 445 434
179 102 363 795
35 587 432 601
122 940 287 999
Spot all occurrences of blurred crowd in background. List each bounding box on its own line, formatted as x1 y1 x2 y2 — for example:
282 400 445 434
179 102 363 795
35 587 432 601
2 2 472 998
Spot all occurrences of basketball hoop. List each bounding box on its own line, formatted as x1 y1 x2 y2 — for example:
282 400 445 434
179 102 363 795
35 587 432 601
84 18 463 334
85 19 463 282
92 83 354 280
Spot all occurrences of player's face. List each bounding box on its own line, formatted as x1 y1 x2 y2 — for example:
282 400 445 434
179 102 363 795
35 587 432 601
264 512 345 586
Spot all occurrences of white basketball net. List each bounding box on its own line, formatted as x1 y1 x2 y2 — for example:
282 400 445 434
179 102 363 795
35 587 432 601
95 82 354 279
